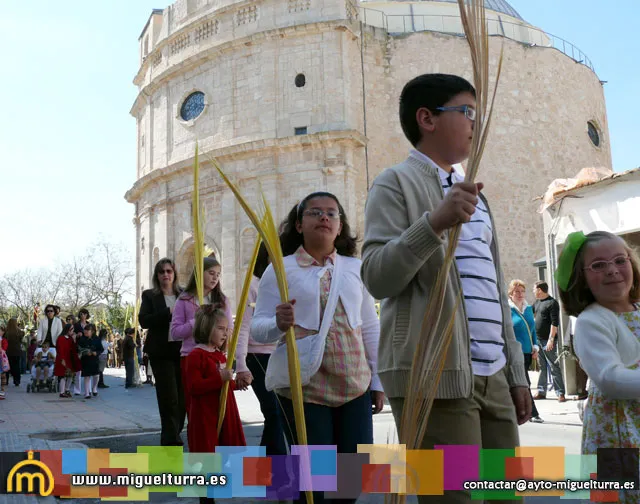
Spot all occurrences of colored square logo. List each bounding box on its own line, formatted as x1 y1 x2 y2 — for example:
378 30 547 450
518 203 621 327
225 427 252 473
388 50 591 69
505 456 534 480
407 449 444 496
362 464 391 493
590 472 619 502
62 449 87 475
98 467 128 498
243 457 272 486
311 449 336 476
434 444 479 492
215 445 267 498
292 445 337 491
264 455 300 501
597 447 639 489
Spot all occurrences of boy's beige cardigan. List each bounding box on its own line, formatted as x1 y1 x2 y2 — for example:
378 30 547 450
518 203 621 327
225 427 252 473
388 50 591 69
361 156 528 399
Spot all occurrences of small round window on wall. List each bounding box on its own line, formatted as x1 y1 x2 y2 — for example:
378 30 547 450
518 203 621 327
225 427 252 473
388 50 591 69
180 91 205 121
587 121 601 147
295 73 306 88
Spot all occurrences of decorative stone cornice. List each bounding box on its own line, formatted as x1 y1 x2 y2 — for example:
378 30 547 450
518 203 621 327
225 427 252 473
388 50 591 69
130 19 357 116
124 129 367 203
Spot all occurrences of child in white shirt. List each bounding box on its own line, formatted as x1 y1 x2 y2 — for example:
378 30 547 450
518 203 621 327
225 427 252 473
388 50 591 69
34 341 57 385
557 230 640 503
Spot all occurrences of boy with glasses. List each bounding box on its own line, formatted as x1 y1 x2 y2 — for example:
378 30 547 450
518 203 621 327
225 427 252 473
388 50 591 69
361 73 530 504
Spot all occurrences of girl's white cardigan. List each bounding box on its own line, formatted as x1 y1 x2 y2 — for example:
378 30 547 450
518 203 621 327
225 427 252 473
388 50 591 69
574 303 640 399
250 253 383 392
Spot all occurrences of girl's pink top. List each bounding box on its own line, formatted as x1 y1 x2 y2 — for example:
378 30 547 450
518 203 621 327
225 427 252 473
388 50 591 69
170 293 234 357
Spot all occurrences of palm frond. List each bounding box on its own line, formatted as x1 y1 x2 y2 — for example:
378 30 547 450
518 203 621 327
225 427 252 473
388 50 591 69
204 151 314 504
192 142 205 305
133 299 141 340
393 2 504 502
218 234 263 435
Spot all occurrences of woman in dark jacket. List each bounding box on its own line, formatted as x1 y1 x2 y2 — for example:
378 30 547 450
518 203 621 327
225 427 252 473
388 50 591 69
72 308 91 395
139 258 184 446
5 318 24 386
4 318 24 387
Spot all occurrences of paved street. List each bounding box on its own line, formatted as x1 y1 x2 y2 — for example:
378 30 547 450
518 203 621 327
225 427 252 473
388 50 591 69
0 368 585 503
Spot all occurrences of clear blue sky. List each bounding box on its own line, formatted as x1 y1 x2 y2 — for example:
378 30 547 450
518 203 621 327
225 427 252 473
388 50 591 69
0 0 637 275
510 0 639 175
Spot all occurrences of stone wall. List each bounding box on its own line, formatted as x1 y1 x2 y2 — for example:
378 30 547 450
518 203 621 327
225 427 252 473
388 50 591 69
133 137 363 305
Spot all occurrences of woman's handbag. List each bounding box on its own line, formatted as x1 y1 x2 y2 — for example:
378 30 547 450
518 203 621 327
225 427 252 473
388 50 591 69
265 256 343 391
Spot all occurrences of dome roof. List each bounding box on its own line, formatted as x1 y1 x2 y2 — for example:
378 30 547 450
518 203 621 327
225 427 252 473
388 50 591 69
428 0 523 21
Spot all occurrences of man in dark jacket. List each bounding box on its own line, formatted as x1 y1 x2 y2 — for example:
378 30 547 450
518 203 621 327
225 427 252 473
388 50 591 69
115 337 123 368
533 281 566 402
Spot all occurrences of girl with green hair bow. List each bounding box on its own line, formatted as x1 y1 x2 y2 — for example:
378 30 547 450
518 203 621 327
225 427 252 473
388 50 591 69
556 230 640 503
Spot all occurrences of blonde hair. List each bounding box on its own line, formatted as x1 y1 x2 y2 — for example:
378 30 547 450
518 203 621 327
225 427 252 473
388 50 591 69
559 231 640 317
193 305 228 351
508 279 526 297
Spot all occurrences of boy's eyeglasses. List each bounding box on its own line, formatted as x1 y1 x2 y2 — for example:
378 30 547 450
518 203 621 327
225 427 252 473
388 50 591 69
436 105 476 121
302 209 341 220
584 255 630 273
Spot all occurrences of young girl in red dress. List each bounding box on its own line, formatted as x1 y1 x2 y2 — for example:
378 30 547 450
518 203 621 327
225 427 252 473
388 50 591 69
55 324 79 398
185 305 246 504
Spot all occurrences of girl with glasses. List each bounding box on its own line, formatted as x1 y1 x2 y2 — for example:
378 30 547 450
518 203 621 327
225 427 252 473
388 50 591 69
557 231 640 503
251 191 385 504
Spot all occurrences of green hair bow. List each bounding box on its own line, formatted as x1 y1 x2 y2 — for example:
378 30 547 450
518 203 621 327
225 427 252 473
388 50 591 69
555 231 587 291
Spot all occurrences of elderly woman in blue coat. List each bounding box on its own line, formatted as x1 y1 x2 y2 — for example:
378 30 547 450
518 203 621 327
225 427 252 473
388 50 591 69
508 279 543 423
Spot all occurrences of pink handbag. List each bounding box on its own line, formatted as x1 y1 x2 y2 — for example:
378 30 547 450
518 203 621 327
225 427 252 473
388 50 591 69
1 350 10 373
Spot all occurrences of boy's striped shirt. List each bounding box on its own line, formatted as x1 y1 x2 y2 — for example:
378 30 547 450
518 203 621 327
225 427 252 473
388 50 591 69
411 150 506 376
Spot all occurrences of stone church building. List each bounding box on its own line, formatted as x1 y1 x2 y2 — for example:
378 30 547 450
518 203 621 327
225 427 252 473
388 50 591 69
125 0 611 307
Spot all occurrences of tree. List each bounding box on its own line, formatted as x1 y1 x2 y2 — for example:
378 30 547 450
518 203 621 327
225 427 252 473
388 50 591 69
93 297 133 334
0 239 134 325
0 268 61 324
84 241 134 309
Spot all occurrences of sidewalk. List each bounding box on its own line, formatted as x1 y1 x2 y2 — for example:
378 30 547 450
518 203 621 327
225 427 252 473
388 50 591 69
0 368 581 502
0 367 265 439
0 367 266 503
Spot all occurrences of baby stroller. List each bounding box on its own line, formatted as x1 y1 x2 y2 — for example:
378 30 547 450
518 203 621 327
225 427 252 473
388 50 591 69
26 362 59 393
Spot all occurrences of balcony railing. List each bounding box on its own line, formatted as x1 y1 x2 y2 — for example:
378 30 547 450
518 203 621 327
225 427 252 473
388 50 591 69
359 8 595 74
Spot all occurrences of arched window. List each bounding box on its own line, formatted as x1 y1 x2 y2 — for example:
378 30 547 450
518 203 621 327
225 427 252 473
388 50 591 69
177 239 221 286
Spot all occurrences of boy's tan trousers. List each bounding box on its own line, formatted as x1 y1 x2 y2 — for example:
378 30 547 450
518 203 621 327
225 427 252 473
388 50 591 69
389 367 520 504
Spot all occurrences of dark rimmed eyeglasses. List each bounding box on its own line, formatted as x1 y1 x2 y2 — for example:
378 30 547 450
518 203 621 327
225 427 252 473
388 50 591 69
436 105 476 121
